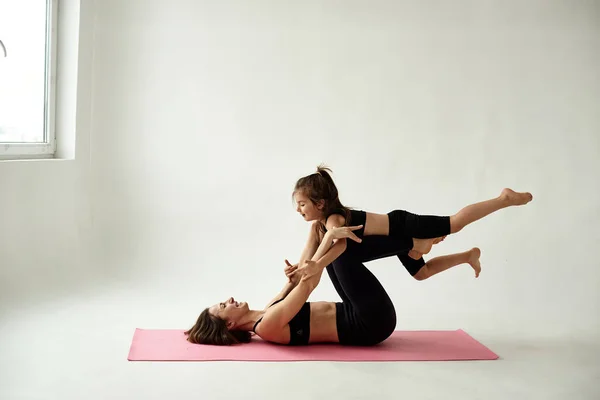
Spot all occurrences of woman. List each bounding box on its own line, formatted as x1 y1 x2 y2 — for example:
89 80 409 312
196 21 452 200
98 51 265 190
184 228 482 346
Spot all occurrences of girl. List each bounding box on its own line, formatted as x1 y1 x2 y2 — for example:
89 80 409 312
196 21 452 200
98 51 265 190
291 165 533 281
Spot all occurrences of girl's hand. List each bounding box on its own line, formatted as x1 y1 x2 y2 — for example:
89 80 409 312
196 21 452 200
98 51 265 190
327 225 363 243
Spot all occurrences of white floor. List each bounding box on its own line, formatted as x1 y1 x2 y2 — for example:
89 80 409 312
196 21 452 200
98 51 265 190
1 283 598 400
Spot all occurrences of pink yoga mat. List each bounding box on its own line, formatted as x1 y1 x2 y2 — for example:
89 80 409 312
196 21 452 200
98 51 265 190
127 329 498 362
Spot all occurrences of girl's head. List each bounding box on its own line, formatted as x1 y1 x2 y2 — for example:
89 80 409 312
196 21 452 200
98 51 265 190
293 165 350 227
185 297 252 345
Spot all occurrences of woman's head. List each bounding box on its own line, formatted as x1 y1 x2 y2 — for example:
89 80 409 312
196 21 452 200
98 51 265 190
293 165 349 226
185 297 252 345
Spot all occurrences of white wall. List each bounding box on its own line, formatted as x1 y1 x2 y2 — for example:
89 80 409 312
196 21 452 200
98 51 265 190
1 0 598 343
0 0 96 309
87 0 600 339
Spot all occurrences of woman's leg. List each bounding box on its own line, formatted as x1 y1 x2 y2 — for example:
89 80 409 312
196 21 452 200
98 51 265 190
331 245 397 345
326 264 351 304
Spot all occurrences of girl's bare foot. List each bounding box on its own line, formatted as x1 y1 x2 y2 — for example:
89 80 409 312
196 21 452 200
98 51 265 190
410 236 447 259
412 238 433 257
500 188 533 206
468 247 481 278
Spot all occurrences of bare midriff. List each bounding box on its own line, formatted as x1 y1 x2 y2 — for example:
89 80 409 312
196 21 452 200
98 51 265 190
308 301 339 343
363 212 390 236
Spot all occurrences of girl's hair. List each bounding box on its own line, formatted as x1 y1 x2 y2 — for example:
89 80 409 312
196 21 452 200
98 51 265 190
185 308 252 345
293 164 351 234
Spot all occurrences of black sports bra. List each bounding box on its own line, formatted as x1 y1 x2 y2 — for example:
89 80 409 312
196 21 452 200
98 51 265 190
252 298 311 346
325 209 367 239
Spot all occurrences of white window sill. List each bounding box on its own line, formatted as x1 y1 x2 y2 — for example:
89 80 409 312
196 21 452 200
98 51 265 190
0 143 55 161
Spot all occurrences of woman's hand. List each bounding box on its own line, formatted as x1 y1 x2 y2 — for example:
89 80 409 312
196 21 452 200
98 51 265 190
326 225 363 243
284 259 302 285
298 260 323 281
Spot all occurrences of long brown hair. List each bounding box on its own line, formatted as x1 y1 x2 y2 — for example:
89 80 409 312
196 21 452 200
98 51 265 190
185 308 252 345
293 164 351 235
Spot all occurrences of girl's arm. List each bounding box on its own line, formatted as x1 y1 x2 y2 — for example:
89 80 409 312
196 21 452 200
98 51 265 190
264 228 355 329
263 222 319 310
301 215 363 279
269 216 362 309
260 220 361 332
310 214 347 263
296 221 321 267
293 234 347 281
312 238 347 271
260 218 349 331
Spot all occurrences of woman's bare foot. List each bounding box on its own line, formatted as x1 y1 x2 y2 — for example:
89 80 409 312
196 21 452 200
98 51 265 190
468 247 481 278
500 188 533 206
408 249 423 260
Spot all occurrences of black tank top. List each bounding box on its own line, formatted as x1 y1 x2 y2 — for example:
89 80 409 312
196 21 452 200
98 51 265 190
252 298 311 346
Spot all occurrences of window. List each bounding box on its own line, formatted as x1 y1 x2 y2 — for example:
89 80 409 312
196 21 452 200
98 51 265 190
0 0 58 159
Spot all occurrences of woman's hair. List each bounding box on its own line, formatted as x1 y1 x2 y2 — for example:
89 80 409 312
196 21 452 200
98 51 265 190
185 308 252 345
293 164 351 234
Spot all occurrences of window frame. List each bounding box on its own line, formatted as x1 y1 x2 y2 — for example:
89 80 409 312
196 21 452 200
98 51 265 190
0 0 58 160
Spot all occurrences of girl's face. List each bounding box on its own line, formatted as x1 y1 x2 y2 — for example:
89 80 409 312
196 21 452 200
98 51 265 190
294 191 324 222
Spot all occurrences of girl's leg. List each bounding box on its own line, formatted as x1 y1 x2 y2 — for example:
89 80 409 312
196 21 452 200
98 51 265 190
358 236 414 264
388 188 533 238
450 189 533 233
413 247 481 280
410 236 445 258
356 234 439 263
345 233 480 282
387 210 451 239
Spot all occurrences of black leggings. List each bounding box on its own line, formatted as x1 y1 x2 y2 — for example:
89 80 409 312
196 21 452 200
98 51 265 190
388 210 451 275
331 210 452 346
387 209 451 239
350 209 452 276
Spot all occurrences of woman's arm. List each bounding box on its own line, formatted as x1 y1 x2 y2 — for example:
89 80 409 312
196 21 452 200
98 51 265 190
260 273 322 331
261 233 354 331
264 246 340 330
293 237 347 281
262 222 321 311
263 259 305 310
263 280 296 310
263 216 362 314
